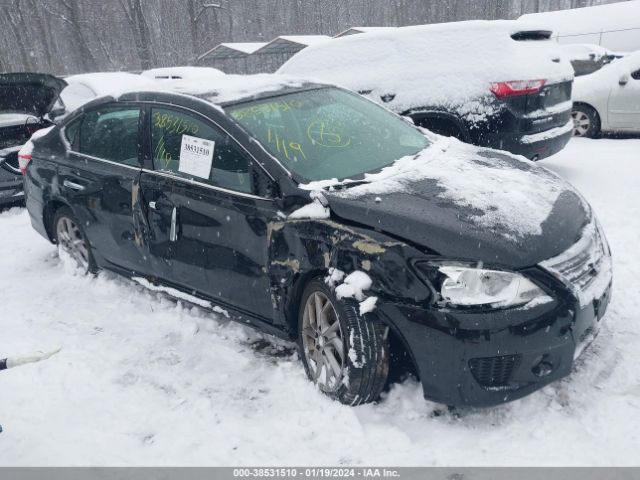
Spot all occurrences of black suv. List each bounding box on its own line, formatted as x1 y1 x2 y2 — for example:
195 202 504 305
278 21 575 161
23 76 612 407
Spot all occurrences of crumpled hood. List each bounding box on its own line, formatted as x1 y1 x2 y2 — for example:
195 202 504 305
320 138 589 269
0 73 67 118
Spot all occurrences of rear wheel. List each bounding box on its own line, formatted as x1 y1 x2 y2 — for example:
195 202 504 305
298 278 389 405
572 105 600 138
53 207 96 274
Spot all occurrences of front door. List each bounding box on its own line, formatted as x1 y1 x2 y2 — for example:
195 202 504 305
608 67 640 130
139 105 278 320
59 104 151 275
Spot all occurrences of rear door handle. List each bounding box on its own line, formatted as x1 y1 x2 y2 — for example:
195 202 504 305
169 207 178 242
63 179 85 191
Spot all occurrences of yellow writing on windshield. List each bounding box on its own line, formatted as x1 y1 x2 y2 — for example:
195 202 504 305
267 126 306 161
231 100 303 121
307 121 351 148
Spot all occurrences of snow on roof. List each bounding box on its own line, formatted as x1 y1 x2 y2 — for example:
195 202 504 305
199 42 268 60
117 73 313 106
254 35 331 55
519 1 640 51
559 43 617 61
278 20 573 115
64 72 155 96
141 66 225 80
333 27 397 38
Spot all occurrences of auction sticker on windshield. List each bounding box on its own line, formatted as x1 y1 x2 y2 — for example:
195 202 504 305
179 134 214 179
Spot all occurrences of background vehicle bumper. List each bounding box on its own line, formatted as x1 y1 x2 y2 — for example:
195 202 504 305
378 281 612 407
482 126 573 161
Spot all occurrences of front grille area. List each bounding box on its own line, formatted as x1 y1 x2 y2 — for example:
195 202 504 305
540 218 613 308
469 354 521 388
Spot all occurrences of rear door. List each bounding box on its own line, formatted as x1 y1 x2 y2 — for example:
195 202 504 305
608 66 640 131
58 104 151 274
139 105 279 319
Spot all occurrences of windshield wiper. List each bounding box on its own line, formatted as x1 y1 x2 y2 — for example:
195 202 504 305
327 180 371 191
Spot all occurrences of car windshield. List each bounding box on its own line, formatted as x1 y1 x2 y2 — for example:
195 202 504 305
227 87 430 183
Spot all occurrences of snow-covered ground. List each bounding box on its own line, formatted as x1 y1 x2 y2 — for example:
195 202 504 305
0 137 638 466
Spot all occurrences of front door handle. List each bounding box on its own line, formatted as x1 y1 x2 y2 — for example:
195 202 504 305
169 207 178 242
63 179 85 191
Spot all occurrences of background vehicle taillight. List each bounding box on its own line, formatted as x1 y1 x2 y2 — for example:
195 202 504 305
490 80 546 98
18 153 32 175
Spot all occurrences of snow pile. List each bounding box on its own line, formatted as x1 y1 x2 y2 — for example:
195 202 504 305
304 135 577 239
278 20 573 117
333 270 378 316
288 200 329 220
335 271 372 301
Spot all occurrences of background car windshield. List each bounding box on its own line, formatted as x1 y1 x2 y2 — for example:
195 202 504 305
227 88 429 182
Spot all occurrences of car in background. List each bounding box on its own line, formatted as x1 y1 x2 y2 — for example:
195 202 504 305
278 21 575 161
141 66 225 81
0 72 66 205
60 72 156 115
22 74 611 407
560 44 624 77
571 51 640 137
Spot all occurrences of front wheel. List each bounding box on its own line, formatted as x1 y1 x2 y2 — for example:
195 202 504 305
572 105 600 138
53 207 96 274
298 279 389 405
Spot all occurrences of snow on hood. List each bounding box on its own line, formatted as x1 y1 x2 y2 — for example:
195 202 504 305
573 51 640 101
278 20 573 115
303 135 588 242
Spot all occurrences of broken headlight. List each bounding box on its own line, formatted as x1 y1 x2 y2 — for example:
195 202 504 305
416 262 546 308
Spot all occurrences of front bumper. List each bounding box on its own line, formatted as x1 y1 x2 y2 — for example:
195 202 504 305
378 276 611 407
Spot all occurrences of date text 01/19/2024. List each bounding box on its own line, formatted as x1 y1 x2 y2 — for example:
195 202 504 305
232 468 401 478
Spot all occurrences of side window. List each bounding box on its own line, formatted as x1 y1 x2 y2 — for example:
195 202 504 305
151 108 252 194
631 69 640 81
78 106 141 166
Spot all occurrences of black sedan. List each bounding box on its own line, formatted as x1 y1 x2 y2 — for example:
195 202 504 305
22 75 612 407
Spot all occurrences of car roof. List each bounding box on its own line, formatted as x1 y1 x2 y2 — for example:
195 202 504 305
116 73 328 108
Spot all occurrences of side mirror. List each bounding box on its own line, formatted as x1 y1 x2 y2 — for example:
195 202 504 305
619 72 630 86
49 105 67 121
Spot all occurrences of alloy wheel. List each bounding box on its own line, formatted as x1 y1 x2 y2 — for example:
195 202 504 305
572 110 591 137
56 216 90 271
301 291 345 392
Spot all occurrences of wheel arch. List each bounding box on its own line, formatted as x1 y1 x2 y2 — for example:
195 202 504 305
43 198 72 242
409 111 471 142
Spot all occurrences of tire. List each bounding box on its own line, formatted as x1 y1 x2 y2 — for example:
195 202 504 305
53 206 97 274
572 104 600 138
297 278 389 405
